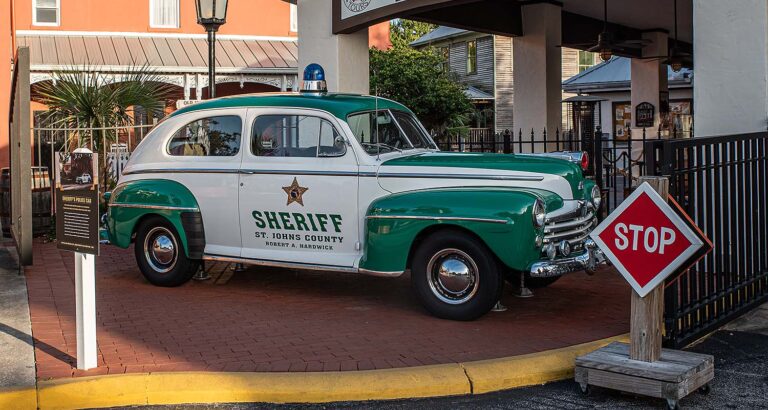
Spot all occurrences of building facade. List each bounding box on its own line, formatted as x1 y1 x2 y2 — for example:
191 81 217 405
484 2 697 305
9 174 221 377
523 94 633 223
411 26 598 135
563 57 693 140
1 0 391 169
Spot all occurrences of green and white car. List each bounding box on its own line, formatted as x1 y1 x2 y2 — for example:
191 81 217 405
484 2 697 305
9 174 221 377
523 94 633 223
106 91 604 320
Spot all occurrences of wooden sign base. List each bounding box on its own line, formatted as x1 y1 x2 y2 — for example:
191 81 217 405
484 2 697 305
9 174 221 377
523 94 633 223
575 342 713 409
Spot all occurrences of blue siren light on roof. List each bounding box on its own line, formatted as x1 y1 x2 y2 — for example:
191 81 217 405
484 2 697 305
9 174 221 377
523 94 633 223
302 63 328 93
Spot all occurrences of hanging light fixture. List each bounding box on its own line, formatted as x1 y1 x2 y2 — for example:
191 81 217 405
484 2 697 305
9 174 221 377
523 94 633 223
668 0 683 72
599 47 613 62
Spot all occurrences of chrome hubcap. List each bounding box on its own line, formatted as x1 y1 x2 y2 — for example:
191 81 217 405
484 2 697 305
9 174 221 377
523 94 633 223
426 248 479 305
144 227 177 273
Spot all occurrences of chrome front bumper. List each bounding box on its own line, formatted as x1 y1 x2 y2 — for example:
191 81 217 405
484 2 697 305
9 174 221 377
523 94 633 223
528 239 607 278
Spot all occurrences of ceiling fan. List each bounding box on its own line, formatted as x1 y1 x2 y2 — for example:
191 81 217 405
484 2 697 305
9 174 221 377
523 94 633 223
565 0 651 61
642 0 692 72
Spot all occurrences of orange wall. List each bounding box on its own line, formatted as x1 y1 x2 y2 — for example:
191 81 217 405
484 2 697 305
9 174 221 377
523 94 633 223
15 0 297 37
369 21 392 50
1 0 12 169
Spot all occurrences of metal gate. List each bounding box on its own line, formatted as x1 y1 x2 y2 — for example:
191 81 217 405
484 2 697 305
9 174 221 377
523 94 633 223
646 132 768 347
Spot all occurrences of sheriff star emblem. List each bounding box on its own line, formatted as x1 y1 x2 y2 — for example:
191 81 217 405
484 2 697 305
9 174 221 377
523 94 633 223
282 177 309 206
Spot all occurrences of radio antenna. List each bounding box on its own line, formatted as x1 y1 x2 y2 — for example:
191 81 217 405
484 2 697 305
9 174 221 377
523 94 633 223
374 70 380 160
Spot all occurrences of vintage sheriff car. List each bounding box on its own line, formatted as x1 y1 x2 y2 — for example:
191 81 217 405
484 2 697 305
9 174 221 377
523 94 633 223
106 66 604 320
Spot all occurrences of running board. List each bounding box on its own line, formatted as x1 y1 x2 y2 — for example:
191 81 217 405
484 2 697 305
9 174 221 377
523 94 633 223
202 254 404 278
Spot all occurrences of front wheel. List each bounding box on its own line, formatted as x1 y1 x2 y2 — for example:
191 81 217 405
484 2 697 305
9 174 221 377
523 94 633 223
411 230 503 321
134 216 200 287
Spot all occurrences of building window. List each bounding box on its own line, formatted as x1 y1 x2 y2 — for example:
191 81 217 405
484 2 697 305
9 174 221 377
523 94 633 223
578 50 598 72
33 0 60 26
290 4 298 32
466 40 477 74
150 0 180 29
439 46 449 73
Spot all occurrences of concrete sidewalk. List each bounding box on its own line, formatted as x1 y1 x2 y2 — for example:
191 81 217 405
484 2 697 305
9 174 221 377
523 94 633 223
724 301 768 335
0 243 36 391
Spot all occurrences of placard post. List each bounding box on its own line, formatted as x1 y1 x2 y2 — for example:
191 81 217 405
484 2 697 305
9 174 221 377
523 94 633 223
55 149 100 371
75 252 97 370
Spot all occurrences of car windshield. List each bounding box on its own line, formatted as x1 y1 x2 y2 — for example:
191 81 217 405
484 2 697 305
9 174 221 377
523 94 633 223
347 109 437 155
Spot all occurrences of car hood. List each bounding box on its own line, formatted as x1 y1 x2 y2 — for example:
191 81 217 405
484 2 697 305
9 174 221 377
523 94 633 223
377 151 584 200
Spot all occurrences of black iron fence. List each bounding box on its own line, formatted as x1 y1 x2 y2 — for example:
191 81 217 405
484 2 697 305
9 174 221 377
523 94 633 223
436 128 665 214
646 132 768 347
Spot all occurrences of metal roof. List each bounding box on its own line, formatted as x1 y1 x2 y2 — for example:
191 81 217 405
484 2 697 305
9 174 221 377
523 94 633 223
410 26 472 47
171 92 413 120
16 33 297 74
465 86 494 100
562 57 693 93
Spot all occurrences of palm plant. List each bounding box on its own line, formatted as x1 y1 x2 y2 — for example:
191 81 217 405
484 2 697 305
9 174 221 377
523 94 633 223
35 65 175 191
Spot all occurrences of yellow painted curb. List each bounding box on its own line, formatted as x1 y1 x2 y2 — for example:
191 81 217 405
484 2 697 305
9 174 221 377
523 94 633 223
15 333 629 409
462 334 630 394
0 386 37 410
38 363 471 410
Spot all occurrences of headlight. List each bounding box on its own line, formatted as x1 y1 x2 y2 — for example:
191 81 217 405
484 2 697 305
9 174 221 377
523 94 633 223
532 199 546 227
591 185 602 210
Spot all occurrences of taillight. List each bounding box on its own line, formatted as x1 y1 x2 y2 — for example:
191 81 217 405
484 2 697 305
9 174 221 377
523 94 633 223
580 151 589 171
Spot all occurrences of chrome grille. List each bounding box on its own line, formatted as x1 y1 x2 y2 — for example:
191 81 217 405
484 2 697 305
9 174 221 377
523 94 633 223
542 201 597 254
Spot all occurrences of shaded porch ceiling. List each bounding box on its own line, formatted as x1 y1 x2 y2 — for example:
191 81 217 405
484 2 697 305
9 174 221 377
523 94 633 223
332 0 693 58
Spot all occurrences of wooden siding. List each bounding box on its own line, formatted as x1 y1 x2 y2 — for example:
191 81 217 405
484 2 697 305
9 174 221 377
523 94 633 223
447 35 494 95
561 47 581 131
414 29 587 134
494 35 514 133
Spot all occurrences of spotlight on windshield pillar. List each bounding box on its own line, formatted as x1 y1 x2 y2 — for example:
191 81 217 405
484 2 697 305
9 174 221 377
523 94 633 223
302 63 328 93
599 49 613 61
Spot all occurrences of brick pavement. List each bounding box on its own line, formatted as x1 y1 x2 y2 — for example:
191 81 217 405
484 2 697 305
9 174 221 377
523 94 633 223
24 240 630 380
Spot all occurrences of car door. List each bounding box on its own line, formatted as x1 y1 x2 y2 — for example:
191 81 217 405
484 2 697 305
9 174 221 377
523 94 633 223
238 108 360 267
163 109 244 257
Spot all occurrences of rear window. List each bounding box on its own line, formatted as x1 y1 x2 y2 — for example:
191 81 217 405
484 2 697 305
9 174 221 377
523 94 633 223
168 115 242 157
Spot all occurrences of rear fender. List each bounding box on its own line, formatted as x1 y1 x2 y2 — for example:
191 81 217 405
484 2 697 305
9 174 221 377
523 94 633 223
106 179 204 258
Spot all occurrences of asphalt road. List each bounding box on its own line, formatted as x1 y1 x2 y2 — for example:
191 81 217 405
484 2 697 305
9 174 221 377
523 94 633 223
130 329 768 410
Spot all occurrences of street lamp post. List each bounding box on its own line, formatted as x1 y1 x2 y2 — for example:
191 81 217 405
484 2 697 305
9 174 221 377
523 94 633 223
195 0 228 99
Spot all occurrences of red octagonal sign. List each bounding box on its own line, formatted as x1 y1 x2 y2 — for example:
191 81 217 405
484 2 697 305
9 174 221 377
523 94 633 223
590 183 705 297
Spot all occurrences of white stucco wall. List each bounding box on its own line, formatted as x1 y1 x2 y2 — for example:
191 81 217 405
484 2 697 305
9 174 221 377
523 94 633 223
512 3 562 145
693 0 768 137
297 0 370 94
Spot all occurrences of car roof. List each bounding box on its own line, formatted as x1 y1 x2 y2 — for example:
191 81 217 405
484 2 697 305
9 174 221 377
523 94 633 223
170 92 414 120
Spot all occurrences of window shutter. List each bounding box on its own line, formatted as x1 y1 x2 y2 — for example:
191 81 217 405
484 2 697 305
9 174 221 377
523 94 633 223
151 0 179 28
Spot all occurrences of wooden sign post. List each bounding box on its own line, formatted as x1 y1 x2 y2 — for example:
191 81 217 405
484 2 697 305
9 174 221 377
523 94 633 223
576 177 714 410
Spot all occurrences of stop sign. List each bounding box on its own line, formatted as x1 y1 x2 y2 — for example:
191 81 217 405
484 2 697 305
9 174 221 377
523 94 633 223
590 182 705 297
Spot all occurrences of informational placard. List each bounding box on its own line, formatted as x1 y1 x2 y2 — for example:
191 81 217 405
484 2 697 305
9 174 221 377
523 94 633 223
55 150 100 255
635 102 655 128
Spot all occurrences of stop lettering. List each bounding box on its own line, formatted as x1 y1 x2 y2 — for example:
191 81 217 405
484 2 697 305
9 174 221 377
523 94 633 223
590 182 704 297
613 223 676 255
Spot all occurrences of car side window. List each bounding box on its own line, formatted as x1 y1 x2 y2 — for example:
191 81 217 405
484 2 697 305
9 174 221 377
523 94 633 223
168 115 242 157
252 114 345 157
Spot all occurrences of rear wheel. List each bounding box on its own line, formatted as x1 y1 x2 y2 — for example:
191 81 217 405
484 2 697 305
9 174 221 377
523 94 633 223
134 216 199 287
411 230 503 320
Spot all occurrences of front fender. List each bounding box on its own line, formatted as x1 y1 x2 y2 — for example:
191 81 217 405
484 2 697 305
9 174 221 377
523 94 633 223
107 179 202 257
360 188 561 273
